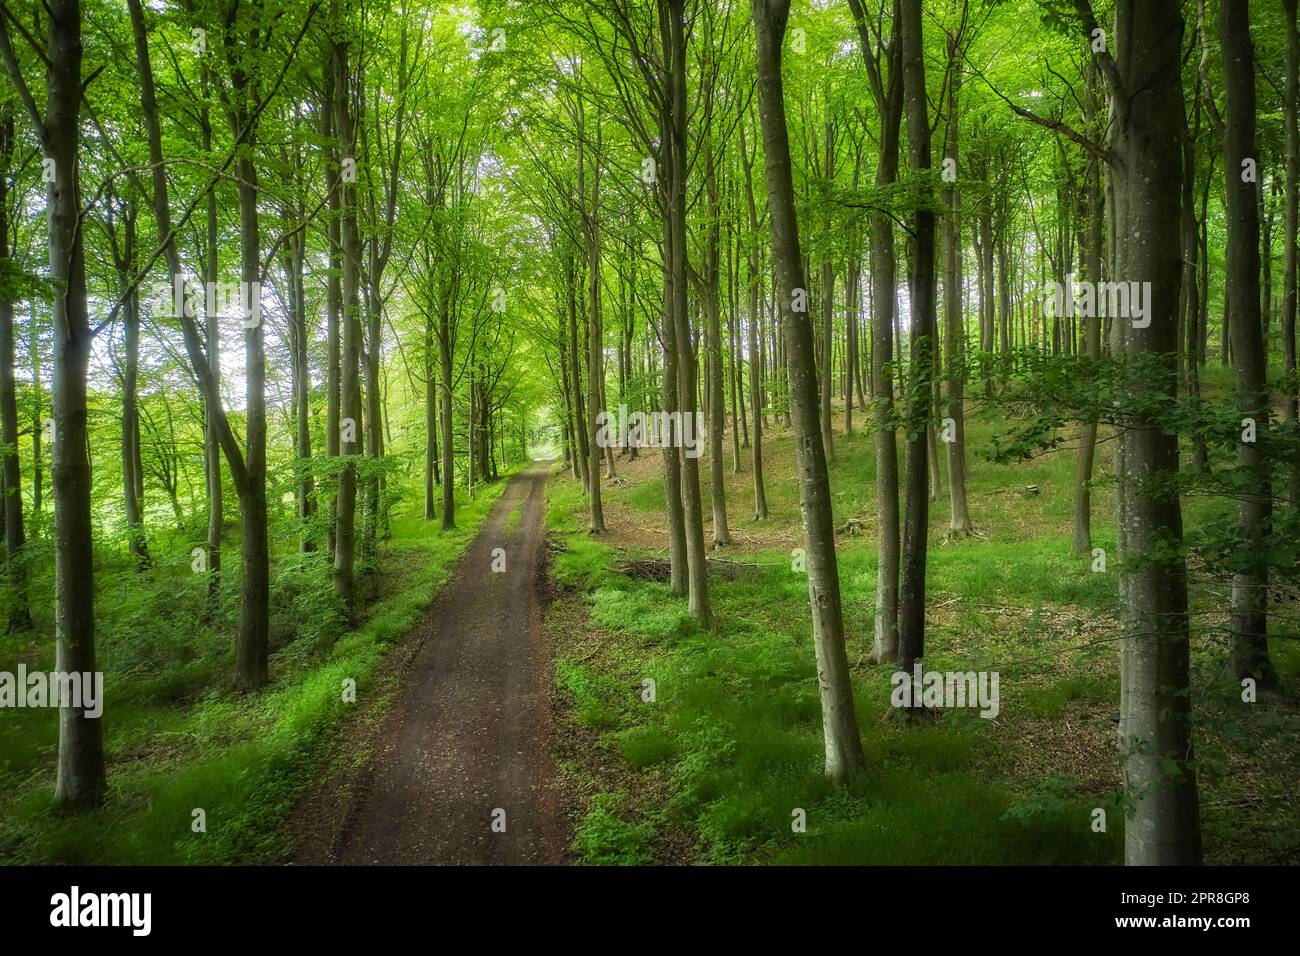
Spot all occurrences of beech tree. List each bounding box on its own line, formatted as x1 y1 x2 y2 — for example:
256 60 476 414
751 0 867 782
1079 0 1203 866
0 0 106 807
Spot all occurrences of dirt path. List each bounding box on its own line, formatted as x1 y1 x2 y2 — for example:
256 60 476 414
294 462 567 865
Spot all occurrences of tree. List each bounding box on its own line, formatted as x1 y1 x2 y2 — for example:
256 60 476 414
1220 0 1275 686
740 120 770 520
333 0 365 608
0 102 32 627
897 0 938 674
848 0 903 663
940 20 972 538
751 0 867 782
0 0 106 807
1078 0 1203 866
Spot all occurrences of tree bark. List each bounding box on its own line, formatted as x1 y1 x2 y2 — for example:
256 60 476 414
741 123 770 520
333 15 364 609
752 0 866 782
666 0 709 620
1283 0 1299 501
15 0 108 807
898 0 937 673
1220 0 1275 685
1072 64 1105 553
0 105 32 627
849 0 903 663
942 47 972 537
1087 0 1203 865
705 134 731 545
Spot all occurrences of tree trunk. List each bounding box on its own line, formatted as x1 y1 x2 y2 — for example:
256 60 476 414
333 20 364 610
898 0 937 673
1283 0 1299 501
0 106 32 627
741 123 770 520
667 0 709 620
1073 64 1105 553
752 0 867 782
424 324 438 520
1220 0 1275 686
121 241 149 567
849 0 903 663
705 136 731 545
286 233 315 552
323 61 341 556
942 49 973 537
582 106 606 534
231 125 269 691
820 121 835 461
1094 0 1203 866
202 82 223 613
45 0 106 807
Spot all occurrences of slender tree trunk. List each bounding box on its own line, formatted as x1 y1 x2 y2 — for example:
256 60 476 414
440 293 455 530
424 324 438 520
705 137 731 546
741 124 770 520
849 0 903 663
1073 65 1105 553
203 106 223 612
580 101 606 534
667 0 709 620
0 107 32 627
286 235 315 552
29 302 42 517
324 64 341 557
1221 0 1275 686
333 21 364 610
43 0 106 807
942 50 972 537
898 0 937 673
230 130 269 690
728 222 744 467
821 122 835 461
1283 0 1299 502
567 260 589 492
752 0 867 782
1093 0 1203 866
121 255 149 567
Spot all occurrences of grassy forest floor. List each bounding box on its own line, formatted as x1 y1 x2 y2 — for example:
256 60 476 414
0 479 510 865
545 375 1300 866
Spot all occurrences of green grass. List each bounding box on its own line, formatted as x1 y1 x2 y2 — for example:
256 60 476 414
546 402 1300 865
0 477 511 865
550 541 1125 864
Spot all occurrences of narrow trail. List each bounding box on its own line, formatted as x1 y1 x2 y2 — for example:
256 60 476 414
295 462 567 865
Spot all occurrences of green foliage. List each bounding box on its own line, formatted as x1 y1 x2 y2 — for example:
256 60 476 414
0 483 508 865
571 793 656 866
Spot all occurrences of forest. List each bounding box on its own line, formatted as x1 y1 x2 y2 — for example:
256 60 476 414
0 0 1296 872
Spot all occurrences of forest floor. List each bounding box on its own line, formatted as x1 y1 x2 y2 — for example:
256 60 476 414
291 462 570 865
545 386 1300 865
0 476 513 864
